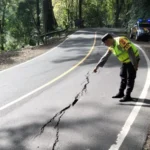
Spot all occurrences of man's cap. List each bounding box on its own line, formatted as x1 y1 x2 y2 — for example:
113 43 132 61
101 33 113 42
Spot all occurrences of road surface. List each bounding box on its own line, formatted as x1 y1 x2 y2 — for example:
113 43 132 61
0 28 150 150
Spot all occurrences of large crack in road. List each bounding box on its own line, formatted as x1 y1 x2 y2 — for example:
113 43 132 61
36 72 90 149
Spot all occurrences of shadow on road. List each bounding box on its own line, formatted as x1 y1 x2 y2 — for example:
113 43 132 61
0 100 122 150
119 98 150 107
0 98 149 150
0 113 107 150
52 29 148 69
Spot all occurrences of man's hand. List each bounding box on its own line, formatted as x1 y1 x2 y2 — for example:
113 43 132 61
134 64 139 71
93 66 99 73
134 61 139 71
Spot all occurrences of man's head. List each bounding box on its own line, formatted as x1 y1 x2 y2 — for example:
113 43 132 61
101 33 114 47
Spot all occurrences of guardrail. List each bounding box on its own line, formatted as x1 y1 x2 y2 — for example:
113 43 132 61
40 28 68 44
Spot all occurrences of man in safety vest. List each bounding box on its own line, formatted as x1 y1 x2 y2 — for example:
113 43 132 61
93 33 140 102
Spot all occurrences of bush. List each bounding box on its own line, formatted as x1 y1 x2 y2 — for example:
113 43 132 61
29 39 36 46
5 42 20 51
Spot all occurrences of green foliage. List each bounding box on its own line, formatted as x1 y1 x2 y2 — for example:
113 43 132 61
53 0 133 28
82 0 103 27
29 39 36 46
0 0 43 51
0 0 150 51
53 0 72 28
5 41 19 51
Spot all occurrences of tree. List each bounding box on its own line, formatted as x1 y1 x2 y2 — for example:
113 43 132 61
36 0 40 45
0 0 10 50
53 0 76 28
0 0 150 51
114 0 124 27
43 0 57 33
79 0 83 27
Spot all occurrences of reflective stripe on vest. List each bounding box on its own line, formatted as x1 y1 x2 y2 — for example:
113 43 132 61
109 37 139 63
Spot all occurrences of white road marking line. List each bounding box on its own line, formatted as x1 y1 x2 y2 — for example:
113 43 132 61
109 44 150 150
0 32 97 111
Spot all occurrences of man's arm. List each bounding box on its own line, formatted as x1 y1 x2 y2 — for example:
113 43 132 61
93 49 112 72
128 48 140 70
97 49 112 67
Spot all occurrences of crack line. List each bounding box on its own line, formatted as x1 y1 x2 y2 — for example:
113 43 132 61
36 72 91 150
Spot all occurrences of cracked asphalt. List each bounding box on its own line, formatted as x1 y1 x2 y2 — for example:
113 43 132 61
0 28 150 150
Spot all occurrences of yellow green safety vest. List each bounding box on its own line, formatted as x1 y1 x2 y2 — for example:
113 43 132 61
109 37 139 63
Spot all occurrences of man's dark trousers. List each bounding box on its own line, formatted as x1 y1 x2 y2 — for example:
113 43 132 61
119 62 137 97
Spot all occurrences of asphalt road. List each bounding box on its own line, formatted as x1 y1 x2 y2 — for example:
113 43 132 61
0 28 150 150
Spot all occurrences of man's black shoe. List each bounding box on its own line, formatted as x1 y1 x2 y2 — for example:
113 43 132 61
119 96 133 102
112 92 124 98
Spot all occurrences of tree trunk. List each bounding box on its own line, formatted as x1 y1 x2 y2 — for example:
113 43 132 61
76 0 78 19
70 0 74 28
114 0 124 27
26 0 44 44
36 0 40 45
43 0 57 33
67 0 69 24
1 4 6 51
79 0 83 28
79 0 82 20
114 0 119 27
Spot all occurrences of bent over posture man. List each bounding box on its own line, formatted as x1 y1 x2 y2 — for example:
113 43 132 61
93 33 140 102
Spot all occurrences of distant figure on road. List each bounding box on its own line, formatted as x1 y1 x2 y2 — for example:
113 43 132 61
93 33 140 102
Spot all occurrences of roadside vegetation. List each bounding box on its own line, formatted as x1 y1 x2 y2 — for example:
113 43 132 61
0 0 150 51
